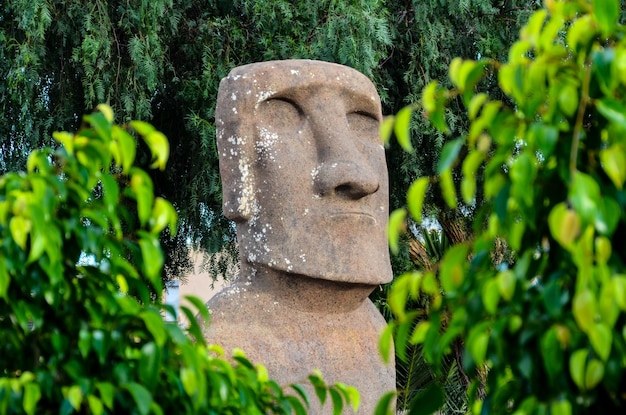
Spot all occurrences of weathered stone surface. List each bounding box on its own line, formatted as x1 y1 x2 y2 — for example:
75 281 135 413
203 60 395 414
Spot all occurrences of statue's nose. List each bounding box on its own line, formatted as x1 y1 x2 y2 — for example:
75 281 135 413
311 114 380 200
314 160 379 200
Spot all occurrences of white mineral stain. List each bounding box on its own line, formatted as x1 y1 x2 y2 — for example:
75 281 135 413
237 156 258 220
311 166 321 180
232 107 238 114
290 69 300 75
231 93 237 101
256 90 275 104
256 127 279 160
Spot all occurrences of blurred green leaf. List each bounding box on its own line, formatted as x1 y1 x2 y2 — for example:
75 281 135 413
379 115 395 145
123 383 152 415
374 391 396 415
585 359 605 389
23 383 41 415
593 0 619 35
588 323 612 362
437 138 464 174
440 169 457 209
551 399 573 415
406 177 429 223
329 388 343 415
408 383 445 415
388 208 407 255
139 342 162 390
573 290 597 333
394 106 414 153
600 145 626 190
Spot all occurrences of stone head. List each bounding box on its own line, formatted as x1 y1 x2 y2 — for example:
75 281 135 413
215 60 392 285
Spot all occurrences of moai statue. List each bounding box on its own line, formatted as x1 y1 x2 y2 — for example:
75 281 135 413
203 60 395 414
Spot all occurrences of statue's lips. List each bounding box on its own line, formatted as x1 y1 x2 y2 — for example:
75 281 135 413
328 211 377 223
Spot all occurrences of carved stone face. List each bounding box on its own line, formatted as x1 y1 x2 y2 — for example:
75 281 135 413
215 60 392 285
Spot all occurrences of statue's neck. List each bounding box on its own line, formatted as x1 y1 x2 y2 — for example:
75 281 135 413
238 263 376 313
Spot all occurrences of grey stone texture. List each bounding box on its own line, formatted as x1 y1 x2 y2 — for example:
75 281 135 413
203 60 395 414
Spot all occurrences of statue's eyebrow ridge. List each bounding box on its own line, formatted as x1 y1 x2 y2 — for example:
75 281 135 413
263 83 381 118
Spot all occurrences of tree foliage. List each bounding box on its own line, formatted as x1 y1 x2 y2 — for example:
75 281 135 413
0 0 394 280
0 106 355 414
387 0 626 413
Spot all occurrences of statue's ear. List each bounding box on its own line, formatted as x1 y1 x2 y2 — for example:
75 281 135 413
215 77 256 222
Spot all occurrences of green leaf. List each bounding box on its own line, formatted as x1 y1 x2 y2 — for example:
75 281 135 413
567 15 595 52
140 311 167 347
374 391 396 415
10 216 31 250
180 367 197 397
468 323 490 365
406 177 429 223
585 359 605 389
439 244 469 293
497 270 515 301
23 383 41 415
130 170 154 227
600 145 626 189
573 290 597 333
96 382 115 409
145 131 170 170
570 171 602 226
130 120 156 136
378 323 394 364
84 111 112 142
111 125 136 173
139 233 164 287
388 208 406 255
548 203 581 247
550 399 572 415
593 0 619 35
461 151 483 204
379 116 395 145
540 328 564 384
569 349 588 390
66 385 83 410
558 83 578 117
335 383 360 413
183 295 210 324
150 197 177 235
123 383 152 415
410 321 431 345
439 169 457 209
532 123 559 158
588 323 612 361
0 259 9 300
437 138 464 174
286 395 308 415
329 388 343 415
481 278 500 314
596 98 626 130
468 93 488 120
394 106 414 153
87 395 104 415
139 342 162 390
408 383 445 415
290 384 310 409
613 276 626 310
308 371 327 406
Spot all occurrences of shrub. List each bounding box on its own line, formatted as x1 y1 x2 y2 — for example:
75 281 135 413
385 0 626 413
0 105 354 414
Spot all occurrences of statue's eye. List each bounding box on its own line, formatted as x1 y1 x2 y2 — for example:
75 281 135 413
256 98 304 133
346 111 379 139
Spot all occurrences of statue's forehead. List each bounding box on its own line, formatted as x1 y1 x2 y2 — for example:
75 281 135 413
220 60 380 110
